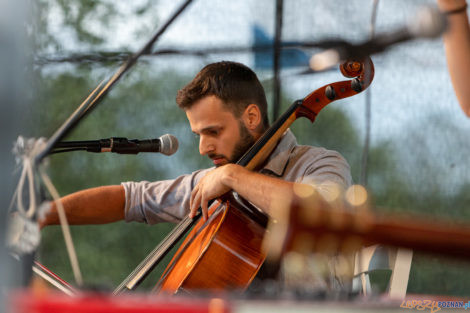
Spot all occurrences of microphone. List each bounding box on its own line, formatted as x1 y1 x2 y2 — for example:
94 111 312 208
310 5 447 71
53 134 179 155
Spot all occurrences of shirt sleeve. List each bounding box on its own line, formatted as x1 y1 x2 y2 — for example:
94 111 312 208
121 168 211 224
296 147 352 201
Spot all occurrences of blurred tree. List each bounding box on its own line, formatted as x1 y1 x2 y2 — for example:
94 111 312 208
30 0 470 296
35 66 202 289
30 0 192 289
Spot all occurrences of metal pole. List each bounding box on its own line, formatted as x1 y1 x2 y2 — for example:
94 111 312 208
360 0 380 187
0 0 29 310
272 0 284 122
34 0 194 164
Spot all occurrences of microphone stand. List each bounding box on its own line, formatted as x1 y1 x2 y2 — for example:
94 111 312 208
48 138 159 155
34 0 194 165
13 0 194 290
49 140 102 154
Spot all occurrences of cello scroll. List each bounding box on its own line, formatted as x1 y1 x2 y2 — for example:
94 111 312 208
296 57 375 123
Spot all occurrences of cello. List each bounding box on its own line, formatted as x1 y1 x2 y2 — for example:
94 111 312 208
114 57 375 295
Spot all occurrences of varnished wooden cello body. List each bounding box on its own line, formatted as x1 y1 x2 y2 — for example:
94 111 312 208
114 57 375 295
156 193 268 293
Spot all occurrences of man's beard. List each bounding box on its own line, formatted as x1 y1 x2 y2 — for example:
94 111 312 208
228 121 256 164
208 121 256 167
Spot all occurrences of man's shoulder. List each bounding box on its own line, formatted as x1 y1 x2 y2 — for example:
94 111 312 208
292 144 347 163
279 130 347 163
288 144 352 187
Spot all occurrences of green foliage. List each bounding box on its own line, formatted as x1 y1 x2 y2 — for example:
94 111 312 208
39 222 177 290
408 253 470 297
55 0 107 44
31 1 470 297
267 87 470 296
31 0 119 52
34 63 199 290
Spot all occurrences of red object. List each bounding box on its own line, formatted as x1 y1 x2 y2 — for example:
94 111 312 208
9 291 231 313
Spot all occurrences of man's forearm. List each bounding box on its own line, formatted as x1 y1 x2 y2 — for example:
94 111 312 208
222 165 295 215
438 0 470 116
40 185 126 228
445 12 470 115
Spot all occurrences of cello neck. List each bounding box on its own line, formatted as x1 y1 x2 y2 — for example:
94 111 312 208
238 57 375 171
237 100 302 171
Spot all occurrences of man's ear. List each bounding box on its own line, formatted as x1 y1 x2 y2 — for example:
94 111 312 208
242 104 262 131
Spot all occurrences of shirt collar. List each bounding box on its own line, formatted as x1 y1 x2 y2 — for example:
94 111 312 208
261 129 297 177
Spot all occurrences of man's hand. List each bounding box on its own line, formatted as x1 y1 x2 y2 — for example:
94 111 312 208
189 164 297 221
189 164 238 221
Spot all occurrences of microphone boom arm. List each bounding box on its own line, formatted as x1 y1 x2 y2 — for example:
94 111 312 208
49 134 178 155
33 0 194 164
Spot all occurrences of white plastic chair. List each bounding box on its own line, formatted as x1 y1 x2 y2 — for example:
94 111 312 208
353 245 413 299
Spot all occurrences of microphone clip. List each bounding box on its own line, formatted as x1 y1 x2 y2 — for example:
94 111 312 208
102 137 144 154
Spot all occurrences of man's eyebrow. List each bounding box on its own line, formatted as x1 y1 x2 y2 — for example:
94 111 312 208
198 125 221 133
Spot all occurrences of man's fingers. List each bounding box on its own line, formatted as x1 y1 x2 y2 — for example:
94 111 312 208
201 195 208 221
190 184 199 211
190 190 201 218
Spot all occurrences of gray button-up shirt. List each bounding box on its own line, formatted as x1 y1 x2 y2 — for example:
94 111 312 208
122 130 351 224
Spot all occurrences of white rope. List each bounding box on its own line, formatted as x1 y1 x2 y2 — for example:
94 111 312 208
10 136 83 287
15 137 42 218
39 166 83 287
8 137 45 255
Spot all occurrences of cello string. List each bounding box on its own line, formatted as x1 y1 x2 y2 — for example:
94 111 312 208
115 195 214 294
113 214 196 294
152 203 225 293
152 202 227 293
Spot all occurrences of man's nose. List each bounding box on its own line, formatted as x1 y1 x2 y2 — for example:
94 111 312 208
199 136 214 155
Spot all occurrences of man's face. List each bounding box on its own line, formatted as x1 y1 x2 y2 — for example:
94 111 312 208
186 95 255 167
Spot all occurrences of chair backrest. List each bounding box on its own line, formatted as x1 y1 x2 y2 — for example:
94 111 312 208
353 245 413 299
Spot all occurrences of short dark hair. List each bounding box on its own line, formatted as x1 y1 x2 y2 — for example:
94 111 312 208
176 61 269 129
